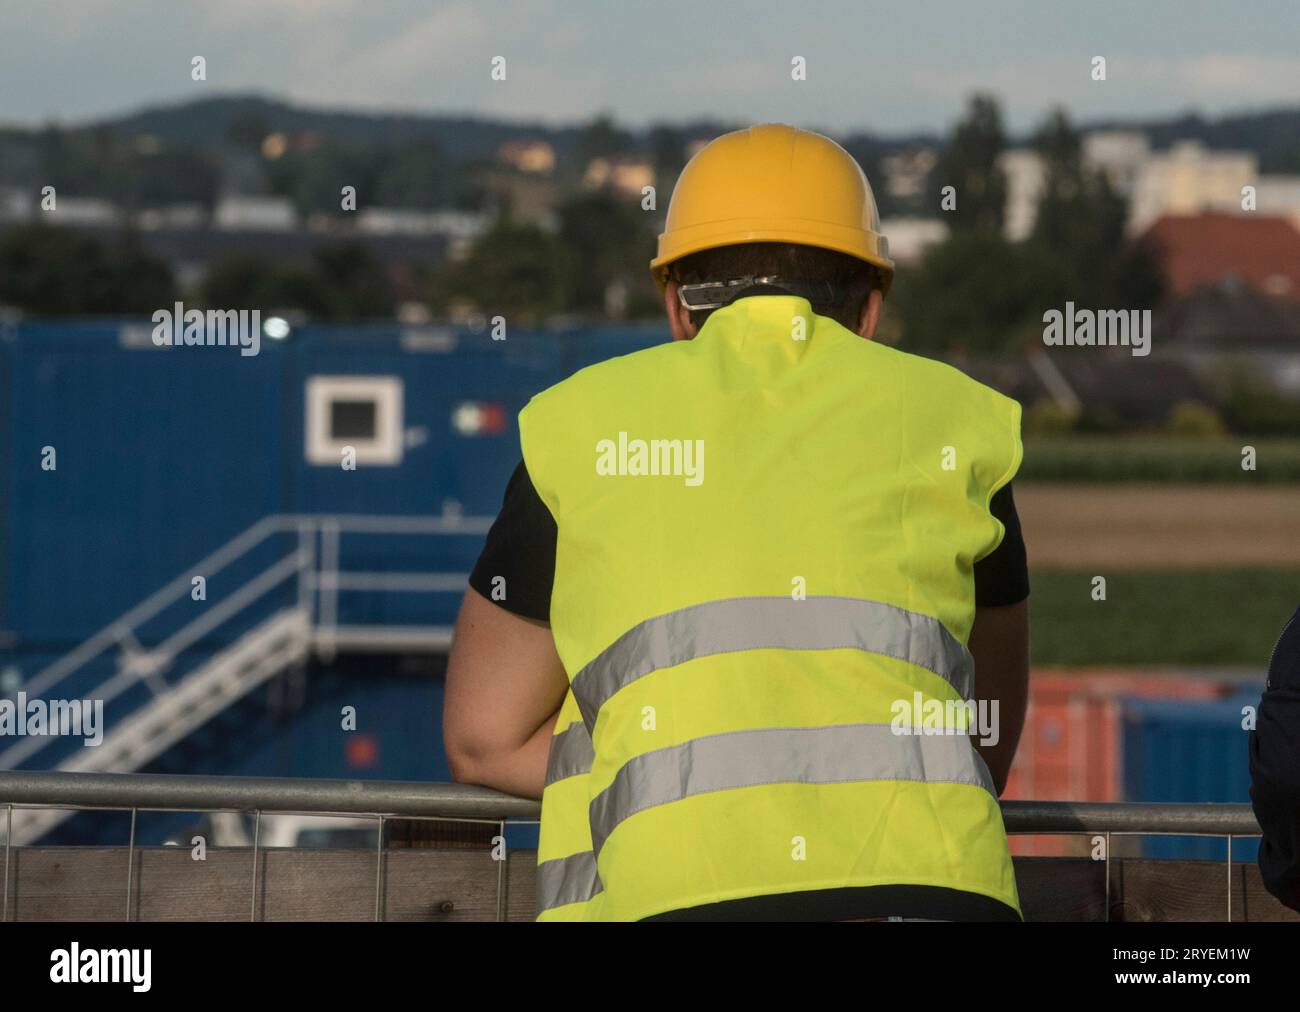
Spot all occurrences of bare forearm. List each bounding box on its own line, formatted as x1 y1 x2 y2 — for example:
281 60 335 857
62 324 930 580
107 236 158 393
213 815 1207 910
448 708 558 800
975 670 1026 795
968 601 1030 795
443 587 570 799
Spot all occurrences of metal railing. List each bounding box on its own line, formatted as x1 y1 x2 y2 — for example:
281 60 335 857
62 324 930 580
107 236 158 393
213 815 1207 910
1 512 493 773
0 770 1265 923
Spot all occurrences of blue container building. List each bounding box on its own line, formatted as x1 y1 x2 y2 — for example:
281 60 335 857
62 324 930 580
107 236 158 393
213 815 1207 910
1121 693 1263 861
0 317 659 842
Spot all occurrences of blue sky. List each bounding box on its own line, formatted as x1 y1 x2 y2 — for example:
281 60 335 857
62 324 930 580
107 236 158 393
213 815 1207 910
1 0 1297 134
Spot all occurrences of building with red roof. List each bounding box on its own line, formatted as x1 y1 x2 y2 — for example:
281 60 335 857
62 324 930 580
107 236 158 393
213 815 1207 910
1140 212 1300 302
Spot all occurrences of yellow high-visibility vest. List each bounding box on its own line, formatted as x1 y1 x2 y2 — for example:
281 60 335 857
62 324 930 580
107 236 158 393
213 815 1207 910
521 295 1023 921
536 690 601 920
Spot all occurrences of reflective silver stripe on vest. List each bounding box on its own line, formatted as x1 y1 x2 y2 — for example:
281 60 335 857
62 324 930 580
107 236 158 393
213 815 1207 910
537 850 603 912
538 720 601 913
546 720 595 786
571 596 973 729
588 722 995 855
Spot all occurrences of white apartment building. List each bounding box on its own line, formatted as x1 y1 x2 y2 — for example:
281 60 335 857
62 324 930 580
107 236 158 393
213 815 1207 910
213 194 298 231
1082 130 1150 196
1000 134 1300 241
879 217 949 265
1257 176 1300 231
999 149 1046 242
1128 141 1257 234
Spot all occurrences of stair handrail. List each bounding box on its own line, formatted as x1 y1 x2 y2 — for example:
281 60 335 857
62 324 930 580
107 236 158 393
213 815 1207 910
10 511 495 705
13 514 288 702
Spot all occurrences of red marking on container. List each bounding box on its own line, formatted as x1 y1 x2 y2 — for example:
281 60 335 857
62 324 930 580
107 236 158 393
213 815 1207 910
345 734 380 769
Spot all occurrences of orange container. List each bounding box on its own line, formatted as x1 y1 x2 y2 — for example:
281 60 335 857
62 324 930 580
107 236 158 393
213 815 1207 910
1003 669 1228 856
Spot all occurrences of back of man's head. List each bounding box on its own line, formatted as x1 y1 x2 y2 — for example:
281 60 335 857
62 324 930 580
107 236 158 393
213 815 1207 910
667 241 886 331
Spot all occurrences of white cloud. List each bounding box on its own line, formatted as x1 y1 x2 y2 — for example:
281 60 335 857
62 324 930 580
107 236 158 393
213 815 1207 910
1173 54 1300 103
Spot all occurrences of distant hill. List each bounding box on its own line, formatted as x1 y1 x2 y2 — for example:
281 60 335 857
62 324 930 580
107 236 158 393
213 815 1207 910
62 95 739 167
2 93 1294 170
1 95 1297 216
104 94 586 163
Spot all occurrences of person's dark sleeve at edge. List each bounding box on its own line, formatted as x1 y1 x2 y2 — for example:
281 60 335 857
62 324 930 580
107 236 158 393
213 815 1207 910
470 462 1029 620
1249 605 1300 913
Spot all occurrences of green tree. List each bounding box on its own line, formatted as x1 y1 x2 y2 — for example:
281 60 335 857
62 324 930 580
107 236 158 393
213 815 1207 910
200 253 331 317
1031 109 1087 245
0 224 175 315
931 94 1007 233
226 110 271 152
555 191 654 315
264 140 389 218
200 244 394 320
314 244 394 319
647 124 686 191
124 148 221 209
577 114 632 166
374 141 465 209
890 230 1056 354
437 221 567 321
36 124 126 201
1028 108 1164 309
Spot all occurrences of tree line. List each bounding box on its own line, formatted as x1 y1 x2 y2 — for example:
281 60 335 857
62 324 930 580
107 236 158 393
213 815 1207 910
1 96 1164 350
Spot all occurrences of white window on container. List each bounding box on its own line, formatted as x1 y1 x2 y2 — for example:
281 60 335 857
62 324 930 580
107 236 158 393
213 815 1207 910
305 376 404 466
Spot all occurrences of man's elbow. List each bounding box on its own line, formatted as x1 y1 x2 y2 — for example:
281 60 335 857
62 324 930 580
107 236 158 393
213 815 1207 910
444 722 520 787
445 741 478 785
444 730 496 786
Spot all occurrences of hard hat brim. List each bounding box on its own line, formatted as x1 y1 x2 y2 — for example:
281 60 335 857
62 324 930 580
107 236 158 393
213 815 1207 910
650 216 895 295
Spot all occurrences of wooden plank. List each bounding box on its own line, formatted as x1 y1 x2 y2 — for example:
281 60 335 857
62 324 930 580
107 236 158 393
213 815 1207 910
1014 857 1106 922
1112 858 1300 923
5 848 1297 921
8 847 135 922
6 846 538 922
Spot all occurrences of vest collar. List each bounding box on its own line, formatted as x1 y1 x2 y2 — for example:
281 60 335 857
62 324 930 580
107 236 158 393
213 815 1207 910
694 294 840 366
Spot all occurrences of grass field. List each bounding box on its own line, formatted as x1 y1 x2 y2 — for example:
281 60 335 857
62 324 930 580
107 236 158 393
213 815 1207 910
1028 568 1299 667
1021 438 1300 483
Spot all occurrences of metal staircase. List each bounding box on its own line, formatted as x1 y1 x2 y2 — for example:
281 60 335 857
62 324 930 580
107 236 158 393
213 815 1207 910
1 512 491 844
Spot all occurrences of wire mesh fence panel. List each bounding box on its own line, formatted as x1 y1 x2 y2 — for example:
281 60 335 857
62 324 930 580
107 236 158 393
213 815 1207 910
0 772 1284 922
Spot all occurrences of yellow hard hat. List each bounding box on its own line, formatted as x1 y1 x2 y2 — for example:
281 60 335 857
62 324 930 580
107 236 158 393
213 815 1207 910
650 123 894 294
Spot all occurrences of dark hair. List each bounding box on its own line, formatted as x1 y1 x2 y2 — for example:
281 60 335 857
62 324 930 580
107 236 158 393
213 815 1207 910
667 242 885 330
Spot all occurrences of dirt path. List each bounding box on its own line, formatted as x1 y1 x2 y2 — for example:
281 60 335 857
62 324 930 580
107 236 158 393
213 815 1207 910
1015 483 1300 569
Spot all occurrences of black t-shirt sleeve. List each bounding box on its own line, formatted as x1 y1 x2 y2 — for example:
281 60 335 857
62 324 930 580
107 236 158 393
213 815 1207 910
468 463 1029 620
468 461 558 621
973 484 1030 607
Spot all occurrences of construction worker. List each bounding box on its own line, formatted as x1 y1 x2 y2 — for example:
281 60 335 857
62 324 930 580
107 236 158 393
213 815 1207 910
444 123 1030 921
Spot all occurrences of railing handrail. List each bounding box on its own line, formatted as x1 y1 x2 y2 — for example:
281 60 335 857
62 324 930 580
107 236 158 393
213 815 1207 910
0 770 539 820
2 511 495 773
17 514 284 700
13 512 495 699
0 771 1262 836
999 799 1259 836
